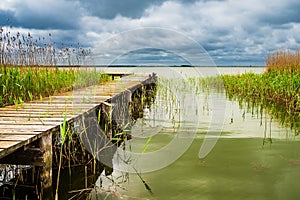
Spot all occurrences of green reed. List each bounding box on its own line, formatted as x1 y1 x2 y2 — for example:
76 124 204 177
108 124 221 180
0 65 111 107
222 71 299 112
220 68 300 131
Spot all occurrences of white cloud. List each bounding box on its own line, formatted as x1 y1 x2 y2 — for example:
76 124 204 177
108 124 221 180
0 0 14 10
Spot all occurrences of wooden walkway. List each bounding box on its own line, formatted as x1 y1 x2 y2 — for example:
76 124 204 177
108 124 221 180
0 74 155 160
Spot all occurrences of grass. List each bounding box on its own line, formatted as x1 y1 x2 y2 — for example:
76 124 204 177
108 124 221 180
0 65 111 107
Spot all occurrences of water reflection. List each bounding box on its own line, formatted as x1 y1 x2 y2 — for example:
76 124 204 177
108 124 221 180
226 92 299 137
87 75 300 200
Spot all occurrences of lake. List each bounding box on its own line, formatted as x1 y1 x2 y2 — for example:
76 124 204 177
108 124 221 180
2 66 290 199
86 66 300 200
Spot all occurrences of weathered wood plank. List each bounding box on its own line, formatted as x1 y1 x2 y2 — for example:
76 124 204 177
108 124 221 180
0 117 71 122
0 131 42 135
0 134 37 141
0 104 93 110
0 141 21 149
0 110 84 115
21 98 108 104
0 108 92 113
0 105 95 111
0 124 56 131
0 120 62 126
0 113 78 118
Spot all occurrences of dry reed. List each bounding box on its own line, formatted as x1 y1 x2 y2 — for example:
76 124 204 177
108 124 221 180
266 50 300 72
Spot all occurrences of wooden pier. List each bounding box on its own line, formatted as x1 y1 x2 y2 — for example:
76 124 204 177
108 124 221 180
0 73 156 159
0 72 158 199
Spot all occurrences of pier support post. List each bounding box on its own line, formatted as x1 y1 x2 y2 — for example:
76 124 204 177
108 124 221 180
101 102 113 139
39 133 53 198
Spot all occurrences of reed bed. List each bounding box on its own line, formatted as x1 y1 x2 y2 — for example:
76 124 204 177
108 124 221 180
223 71 299 111
195 50 300 130
0 65 110 107
219 50 300 130
0 28 91 66
266 50 300 72
0 28 110 107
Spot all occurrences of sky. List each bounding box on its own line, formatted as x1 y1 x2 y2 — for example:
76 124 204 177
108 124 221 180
1 0 300 66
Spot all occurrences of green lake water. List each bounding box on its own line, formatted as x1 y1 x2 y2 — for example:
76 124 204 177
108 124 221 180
88 67 300 200
113 137 300 200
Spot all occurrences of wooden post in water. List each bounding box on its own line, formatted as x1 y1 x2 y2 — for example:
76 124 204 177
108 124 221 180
38 133 53 198
101 102 113 139
124 89 132 126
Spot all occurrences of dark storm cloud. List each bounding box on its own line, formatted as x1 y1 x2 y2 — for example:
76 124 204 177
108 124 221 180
0 0 83 30
257 1 300 25
79 0 202 19
79 0 164 19
0 10 16 26
111 48 190 65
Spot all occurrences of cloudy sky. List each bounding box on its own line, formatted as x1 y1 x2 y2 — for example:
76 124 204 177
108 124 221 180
1 0 300 66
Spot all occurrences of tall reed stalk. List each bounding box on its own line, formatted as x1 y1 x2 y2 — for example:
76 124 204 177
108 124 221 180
266 50 300 72
0 27 92 66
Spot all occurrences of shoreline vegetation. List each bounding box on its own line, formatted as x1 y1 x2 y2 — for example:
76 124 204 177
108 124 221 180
0 29 111 107
0 65 111 107
220 50 300 132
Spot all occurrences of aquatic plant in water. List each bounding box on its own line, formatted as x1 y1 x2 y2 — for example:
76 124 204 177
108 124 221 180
218 50 300 132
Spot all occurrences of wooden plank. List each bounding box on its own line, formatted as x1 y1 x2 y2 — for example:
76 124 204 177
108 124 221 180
0 120 62 126
0 113 78 118
0 131 41 135
1 105 94 111
0 124 56 132
22 99 107 104
0 110 84 115
46 95 110 100
0 141 21 149
0 104 93 110
10 103 98 107
0 117 71 122
0 134 37 141
0 106 97 117
0 114 75 118
0 107 92 112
